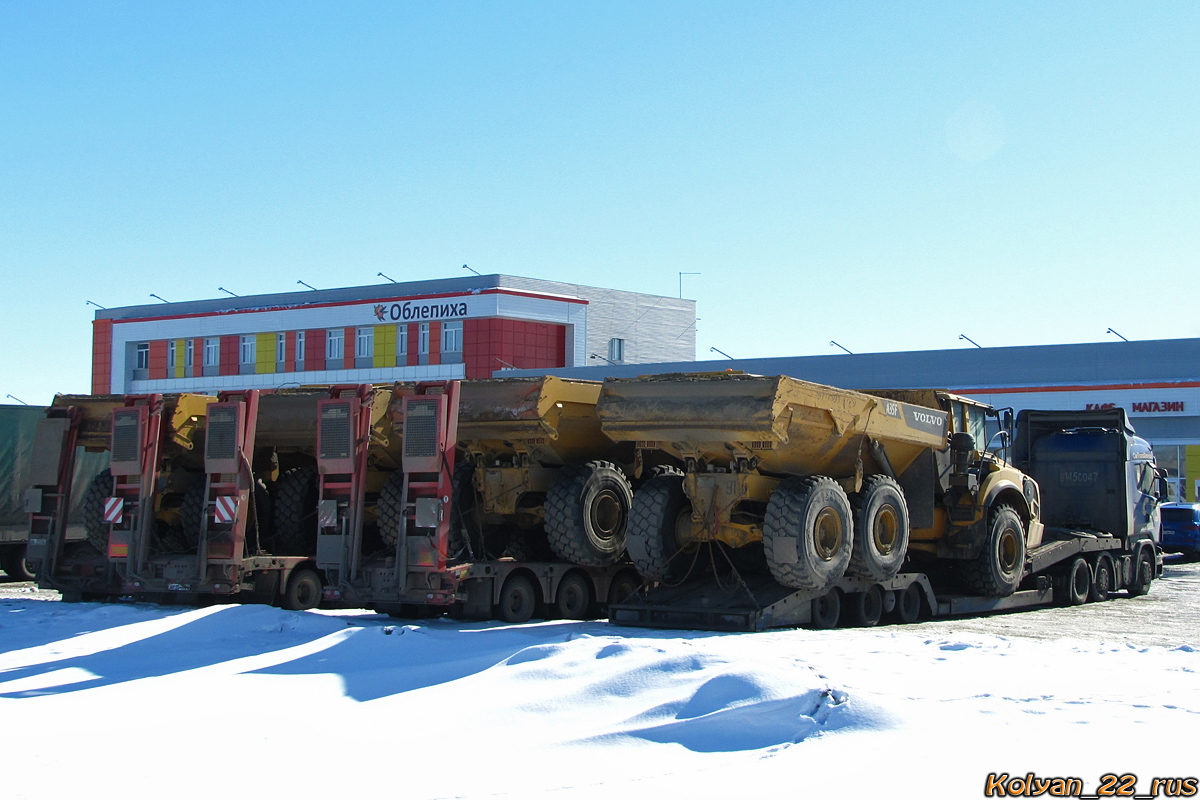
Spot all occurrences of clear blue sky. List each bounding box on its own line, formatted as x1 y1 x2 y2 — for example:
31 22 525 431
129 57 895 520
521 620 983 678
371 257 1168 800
3 2 1198 405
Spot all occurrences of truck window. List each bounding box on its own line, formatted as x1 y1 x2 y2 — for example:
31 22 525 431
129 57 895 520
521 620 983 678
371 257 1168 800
1136 463 1156 495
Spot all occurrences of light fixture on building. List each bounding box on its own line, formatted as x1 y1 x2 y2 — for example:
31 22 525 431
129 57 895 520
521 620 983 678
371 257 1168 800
462 264 481 276
5 394 28 405
959 334 982 348
829 341 852 355
710 346 735 360
218 287 239 297
494 357 517 369
149 293 170 303
297 280 318 291
378 272 397 283
1107 327 1129 342
85 300 106 309
678 271 701 298
589 353 616 365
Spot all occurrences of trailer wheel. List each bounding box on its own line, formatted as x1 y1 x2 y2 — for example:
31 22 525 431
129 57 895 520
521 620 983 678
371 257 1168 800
809 588 841 629
848 476 909 581
555 572 593 620
892 583 922 624
545 461 633 567
960 504 1026 597
607 571 641 606
1090 554 1114 602
1127 547 1154 597
281 568 322 611
274 466 319 555
625 472 690 582
1 545 36 581
1059 557 1091 606
81 468 115 554
497 574 537 623
844 584 884 627
764 476 853 593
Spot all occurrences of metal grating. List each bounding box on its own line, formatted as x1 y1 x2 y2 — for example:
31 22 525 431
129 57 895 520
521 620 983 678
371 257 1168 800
404 398 439 459
111 410 141 466
205 405 238 462
320 402 352 461
749 441 775 450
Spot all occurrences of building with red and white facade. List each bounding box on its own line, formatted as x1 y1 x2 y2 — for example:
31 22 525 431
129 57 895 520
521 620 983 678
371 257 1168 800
91 274 696 395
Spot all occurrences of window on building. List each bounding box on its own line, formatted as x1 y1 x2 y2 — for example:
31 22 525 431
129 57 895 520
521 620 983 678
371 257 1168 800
276 333 286 363
135 343 149 370
418 323 430 355
204 338 220 367
397 325 408 357
185 339 194 368
295 331 305 365
240 335 256 365
327 328 344 360
167 341 176 370
442 321 463 354
608 337 625 363
356 327 374 359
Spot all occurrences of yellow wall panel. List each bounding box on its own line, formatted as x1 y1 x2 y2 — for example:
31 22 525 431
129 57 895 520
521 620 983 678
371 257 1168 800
374 324 396 368
256 333 276 374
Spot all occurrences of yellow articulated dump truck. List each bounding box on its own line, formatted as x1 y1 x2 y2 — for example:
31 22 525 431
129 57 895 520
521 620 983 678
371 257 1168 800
596 373 1047 630
443 376 638 566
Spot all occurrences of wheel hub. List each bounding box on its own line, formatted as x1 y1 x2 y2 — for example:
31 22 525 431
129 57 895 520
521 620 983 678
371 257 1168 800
872 504 899 555
813 507 843 561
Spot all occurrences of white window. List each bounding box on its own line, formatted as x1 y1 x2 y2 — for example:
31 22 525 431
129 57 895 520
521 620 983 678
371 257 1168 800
240 335 256 365
185 339 194 368
295 331 305 365
441 321 463 354
356 327 374 359
396 325 408 357
418 323 430 355
135 343 149 370
608 337 625 363
204 338 220 367
326 329 344 360
167 341 176 370
276 333 286 363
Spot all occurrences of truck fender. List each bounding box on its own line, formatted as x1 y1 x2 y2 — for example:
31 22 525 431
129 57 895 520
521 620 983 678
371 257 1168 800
982 480 1030 522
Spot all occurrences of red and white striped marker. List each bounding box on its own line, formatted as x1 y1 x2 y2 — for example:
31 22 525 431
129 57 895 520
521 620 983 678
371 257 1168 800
103 497 123 524
213 495 238 524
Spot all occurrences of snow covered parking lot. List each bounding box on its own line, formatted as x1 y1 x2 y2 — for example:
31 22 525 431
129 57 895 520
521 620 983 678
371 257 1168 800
2 561 1198 800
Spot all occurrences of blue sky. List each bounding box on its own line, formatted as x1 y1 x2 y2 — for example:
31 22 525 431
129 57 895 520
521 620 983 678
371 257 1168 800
3 2 1198 404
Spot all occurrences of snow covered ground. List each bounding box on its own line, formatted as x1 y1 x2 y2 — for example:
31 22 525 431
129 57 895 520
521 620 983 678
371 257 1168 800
2 562 1198 800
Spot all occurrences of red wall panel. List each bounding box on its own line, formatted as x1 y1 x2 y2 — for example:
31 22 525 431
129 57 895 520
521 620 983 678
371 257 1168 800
219 335 238 376
148 340 168 380
305 329 325 372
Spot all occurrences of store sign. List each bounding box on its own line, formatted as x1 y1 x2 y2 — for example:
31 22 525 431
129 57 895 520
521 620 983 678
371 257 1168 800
373 300 469 323
1085 400 1186 414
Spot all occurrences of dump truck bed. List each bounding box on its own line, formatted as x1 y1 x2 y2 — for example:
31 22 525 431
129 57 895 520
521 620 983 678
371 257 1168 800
596 373 948 477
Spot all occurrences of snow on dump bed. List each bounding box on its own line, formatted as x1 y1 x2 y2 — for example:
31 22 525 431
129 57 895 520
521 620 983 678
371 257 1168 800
1 593 1198 800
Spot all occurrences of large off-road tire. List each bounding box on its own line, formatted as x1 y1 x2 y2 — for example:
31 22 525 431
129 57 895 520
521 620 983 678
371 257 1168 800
1091 554 1114 602
848 476 909 581
378 470 405 549
1 545 36 581
496 574 537 623
764 476 853 593
545 461 632 567
281 568 322 611
843 584 884 627
1127 546 1154 597
959 504 1026 597
81 468 115 554
625 472 690 582
273 466 319 556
